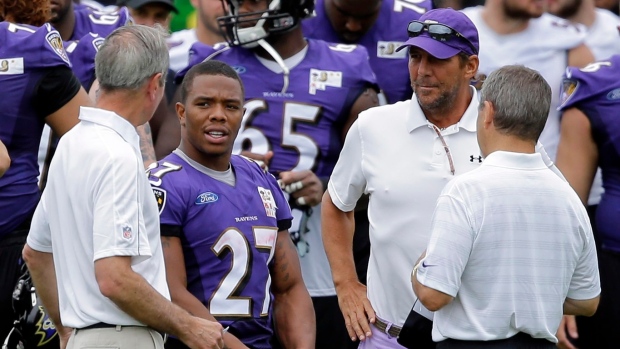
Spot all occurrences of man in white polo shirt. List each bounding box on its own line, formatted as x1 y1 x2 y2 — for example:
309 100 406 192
412 65 601 348
322 8 484 349
22 25 224 349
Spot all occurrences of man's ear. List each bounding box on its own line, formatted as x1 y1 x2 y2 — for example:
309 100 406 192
482 100 495 130
466 55 480 80
176 102 186 127
148 73 163 100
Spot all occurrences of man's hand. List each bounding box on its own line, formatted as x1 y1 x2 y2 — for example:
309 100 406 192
58 326 73 349
278 170 323 207
178 317 225 349
240 151 273 171
556 315 578 349
335 280 376 342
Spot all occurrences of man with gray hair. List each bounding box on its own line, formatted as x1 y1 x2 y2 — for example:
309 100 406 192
412 65 601 348
22 25 225 349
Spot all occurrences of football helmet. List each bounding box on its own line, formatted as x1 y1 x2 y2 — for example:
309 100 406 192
218 0 315 47
2 266 59 349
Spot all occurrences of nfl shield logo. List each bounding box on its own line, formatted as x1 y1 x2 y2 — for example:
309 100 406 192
122 225 132 240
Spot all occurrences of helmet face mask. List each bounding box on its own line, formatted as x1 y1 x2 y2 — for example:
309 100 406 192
217 0 314 47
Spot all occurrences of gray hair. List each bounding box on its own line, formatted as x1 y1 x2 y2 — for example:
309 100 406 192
95 25 169 91
479 65 551 142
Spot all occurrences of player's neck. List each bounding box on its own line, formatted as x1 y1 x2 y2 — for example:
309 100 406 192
484 136 536 157
52 10 76 41
481 5 530 35
178 143 232 172
254 27 307 60
568 1 597 27
195 20 224 46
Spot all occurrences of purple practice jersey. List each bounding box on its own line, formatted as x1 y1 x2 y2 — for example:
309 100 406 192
177 39 377 179
70 6 131 41
559 56 620 252
303 0 432 103
150 153 292 348
65 32 104 89
0 22 72 236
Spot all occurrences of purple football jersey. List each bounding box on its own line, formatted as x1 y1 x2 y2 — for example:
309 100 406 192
177 39 377 178
0 22 72 236
303 0 432 103
65 32 104 89
150 153 292 348
560 56 620 252
70 6 131 41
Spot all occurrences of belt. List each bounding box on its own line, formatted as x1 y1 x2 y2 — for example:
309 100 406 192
80 323 167 342
373 317 402 337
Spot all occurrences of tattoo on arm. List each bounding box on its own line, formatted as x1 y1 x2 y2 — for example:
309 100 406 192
161 236 172 249
137 122 156 168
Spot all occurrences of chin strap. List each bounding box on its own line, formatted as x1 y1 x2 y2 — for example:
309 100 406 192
257 39 290 94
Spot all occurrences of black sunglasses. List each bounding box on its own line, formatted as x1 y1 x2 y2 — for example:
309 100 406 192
407 20 478 54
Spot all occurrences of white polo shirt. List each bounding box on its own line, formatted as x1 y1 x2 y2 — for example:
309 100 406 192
417 151 600 343
328 87 484 326
27 107 170 328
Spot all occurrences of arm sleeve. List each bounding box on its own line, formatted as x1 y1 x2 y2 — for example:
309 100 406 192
92 150 152 263
416 192 475 297
35 66 81 119
26 196 53 253
327 120 367 212
567 228 601 300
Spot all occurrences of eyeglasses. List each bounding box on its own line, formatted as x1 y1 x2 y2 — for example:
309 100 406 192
430 125 455 176
407 20 478 54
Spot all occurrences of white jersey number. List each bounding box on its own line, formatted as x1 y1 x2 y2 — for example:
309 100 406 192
210 227 277 317
233 100 321 171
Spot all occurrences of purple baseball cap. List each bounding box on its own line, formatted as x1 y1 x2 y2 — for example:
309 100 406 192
396 8 479 59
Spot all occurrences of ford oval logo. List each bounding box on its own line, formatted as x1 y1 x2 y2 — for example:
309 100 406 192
195 192 219 205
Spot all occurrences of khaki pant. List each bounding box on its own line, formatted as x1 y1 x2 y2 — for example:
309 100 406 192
67 325 165 349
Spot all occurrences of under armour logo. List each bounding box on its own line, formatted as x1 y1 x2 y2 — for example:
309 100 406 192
470 155 483 163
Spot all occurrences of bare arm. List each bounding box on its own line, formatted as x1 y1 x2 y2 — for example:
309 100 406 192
321 191 375 341
46 87 92 136
271 230 315 348
555 107 598 204
564 296 600 317
343 87 379 141
22 245 72 347
94 255 224 349
0 139 10 177
161 236 248 349
568 44 595 68
137 122 156 168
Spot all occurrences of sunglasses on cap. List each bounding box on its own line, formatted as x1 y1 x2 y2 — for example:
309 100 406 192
407 20 478 54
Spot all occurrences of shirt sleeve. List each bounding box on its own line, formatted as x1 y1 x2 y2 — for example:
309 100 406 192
92 149 152 263
416 191 475 297
567 227 601 300
327 120 367 212
267 171 293 230
26 196 53 253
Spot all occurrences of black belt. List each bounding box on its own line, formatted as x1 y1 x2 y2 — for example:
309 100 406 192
373 317 402 337
80 323 167 342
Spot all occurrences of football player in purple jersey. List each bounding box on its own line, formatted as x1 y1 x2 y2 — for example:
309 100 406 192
172 0 380 347
0 0 92 341
50 0 131 41
151 60 314 349
556 57 620 349
303 0 432 104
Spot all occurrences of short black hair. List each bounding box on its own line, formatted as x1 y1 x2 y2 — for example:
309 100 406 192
180 60 245 103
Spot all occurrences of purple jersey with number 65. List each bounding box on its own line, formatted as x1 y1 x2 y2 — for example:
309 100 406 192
176 39 377 179
149 153 292 348
559 56 620 252
0 22 72 236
